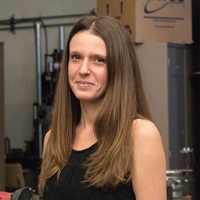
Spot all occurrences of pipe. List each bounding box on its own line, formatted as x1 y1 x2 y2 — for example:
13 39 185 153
35 23 42 105
35 22 43 158
0 12 94 32
59 26 65 51
0 22 76 31
0 12 91 24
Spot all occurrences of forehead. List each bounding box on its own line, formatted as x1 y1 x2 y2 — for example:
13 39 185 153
69 30 106 54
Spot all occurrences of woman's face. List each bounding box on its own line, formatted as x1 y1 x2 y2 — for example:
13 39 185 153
68 30 108 104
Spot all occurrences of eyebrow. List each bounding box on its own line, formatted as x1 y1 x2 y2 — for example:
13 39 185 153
70 51 106 58
69 51 79 54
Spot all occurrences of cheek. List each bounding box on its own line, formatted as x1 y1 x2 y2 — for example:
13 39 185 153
68 64 75 80
101 70 108 87
68 67 75 89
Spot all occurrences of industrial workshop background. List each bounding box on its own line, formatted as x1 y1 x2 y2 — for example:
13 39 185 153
0 0 200 199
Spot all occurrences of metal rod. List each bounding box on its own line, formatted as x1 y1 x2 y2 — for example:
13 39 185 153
59 26 65 51
0 12 91 24
38 123 43 159
0 11 92 32
35 22 43 158
0 22 76 31
183 48 188 151
35 23 42 105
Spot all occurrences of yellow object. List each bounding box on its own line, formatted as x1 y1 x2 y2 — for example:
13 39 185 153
5 163 25 191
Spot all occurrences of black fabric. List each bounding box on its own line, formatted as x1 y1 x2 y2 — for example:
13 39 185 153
43 143 136 200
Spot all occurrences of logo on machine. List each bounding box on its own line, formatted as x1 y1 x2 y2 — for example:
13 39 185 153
144 0 185 14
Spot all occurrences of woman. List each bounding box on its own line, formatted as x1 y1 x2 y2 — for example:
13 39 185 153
38 15 166 199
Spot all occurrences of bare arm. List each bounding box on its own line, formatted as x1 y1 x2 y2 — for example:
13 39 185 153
132 119 166 200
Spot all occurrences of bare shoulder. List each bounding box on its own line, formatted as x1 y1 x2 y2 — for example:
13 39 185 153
44 130 51 144
131 118 164 160
132 118 161 142
43 130 51 156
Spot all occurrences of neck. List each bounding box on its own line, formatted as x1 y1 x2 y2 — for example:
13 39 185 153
79 99 102 126
73 100 101 149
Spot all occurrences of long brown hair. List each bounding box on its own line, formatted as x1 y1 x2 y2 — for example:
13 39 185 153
38 15 151 195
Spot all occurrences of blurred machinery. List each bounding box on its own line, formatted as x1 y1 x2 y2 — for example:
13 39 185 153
33 25 65 159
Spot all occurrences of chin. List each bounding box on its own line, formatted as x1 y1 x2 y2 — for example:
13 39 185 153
77 95 104 103
77 97 96 102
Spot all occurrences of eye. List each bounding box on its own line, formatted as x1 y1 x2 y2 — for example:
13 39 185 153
97 57 106 63
93 57 106 65
70 54 81 61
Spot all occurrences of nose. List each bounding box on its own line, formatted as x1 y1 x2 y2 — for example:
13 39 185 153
79 58 91 76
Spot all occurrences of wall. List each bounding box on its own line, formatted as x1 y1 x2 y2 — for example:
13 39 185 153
135 43 169 168
0 0 96 150
0 42 5 190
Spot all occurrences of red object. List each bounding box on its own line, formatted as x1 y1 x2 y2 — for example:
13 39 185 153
0 192 11 200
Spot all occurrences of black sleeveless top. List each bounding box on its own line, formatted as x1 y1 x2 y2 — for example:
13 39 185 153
43 143 136 200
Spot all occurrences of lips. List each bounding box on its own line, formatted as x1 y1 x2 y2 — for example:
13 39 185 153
76 81 94 88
